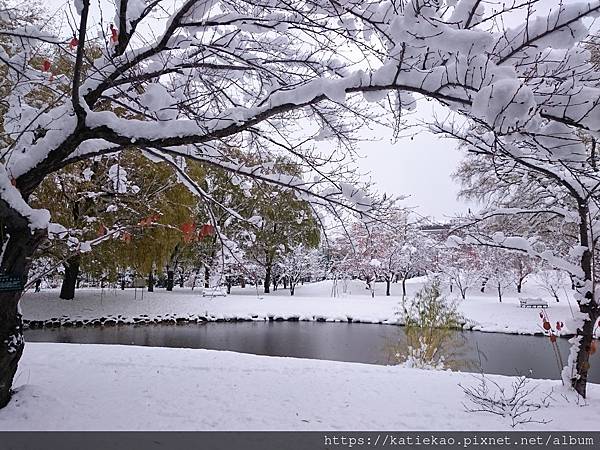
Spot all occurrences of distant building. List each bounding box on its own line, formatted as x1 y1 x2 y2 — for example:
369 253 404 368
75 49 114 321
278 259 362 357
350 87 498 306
419 223 451 237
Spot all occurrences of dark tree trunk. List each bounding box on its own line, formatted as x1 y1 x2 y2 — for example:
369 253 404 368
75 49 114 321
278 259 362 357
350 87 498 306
497 283 502 303
571 204 599 398
572 310 599 397
290 283 295 296
204 266 210 289
264 263 271 294
386 278 391 296
147 272 154 292
179 272 184 288
166 268 174 291
0 227 45 408
480 277 488 293
240 277 246 288
517 279 523 294
283 276 288 290
0 291 23 409
167 245 181 291
59 255 81 300
191 267 200 291
226 277 232 294
402 277 407 298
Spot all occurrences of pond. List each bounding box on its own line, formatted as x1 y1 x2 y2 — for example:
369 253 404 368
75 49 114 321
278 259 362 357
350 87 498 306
24 321 599 383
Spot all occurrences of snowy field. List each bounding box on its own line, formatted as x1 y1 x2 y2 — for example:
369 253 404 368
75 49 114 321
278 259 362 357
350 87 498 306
0 343 598 431
21 278 583 336
7 279 600 431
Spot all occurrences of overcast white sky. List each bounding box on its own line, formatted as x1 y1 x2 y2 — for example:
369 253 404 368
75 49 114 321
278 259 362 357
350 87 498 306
356 107 467 221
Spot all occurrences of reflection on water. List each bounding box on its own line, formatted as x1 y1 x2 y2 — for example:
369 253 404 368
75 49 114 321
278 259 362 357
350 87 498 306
383 328 477 372
24 321 599 382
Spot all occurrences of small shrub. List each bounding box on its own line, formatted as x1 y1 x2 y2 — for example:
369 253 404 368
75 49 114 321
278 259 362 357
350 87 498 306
391 278 464 369
459 374 553 428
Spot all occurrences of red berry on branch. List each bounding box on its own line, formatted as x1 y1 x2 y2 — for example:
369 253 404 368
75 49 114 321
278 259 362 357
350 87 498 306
199 223 215 239
69 37 79 49
42 60 51 72
543 321 551 331
110 24 118 43
97 224 107 237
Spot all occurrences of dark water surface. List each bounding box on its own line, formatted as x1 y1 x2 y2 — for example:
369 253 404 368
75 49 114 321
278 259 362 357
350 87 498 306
24 321 599 382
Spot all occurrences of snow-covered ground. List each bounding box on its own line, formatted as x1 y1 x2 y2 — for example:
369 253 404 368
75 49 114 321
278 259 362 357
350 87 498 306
21 278 582 336
1 343 597 431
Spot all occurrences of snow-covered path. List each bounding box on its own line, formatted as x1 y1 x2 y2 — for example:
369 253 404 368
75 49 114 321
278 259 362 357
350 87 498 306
1 343 598 431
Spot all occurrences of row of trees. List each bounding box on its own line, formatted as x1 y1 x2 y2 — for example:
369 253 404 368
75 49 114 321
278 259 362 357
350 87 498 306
326 211 570 304
31 151 322 298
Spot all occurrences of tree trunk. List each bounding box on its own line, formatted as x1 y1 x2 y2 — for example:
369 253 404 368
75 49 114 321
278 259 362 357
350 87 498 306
191 267 200 291
570 204 599 398
166 268 174 291
59 255 81 300
166 245 180 291
147 272 154 292
386 278 391 296
497 282 502 303
0 226 45 408
283 276 288 290
204 265 210 289
264 263 271 294
572 310 599 397
240 277 246 288
516 279 523 294
0 291 23 409
179 272 184 288
402 277 407 299
290 283 295 296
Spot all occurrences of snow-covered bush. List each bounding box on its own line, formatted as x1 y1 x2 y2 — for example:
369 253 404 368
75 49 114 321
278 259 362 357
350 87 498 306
459 375 553 428
400 337 446 371
393 278 462 369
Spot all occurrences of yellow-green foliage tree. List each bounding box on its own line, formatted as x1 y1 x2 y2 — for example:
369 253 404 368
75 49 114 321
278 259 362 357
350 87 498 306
32 151 198 297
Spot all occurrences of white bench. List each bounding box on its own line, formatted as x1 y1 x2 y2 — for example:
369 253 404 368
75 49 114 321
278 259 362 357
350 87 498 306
519 297 548 308
202 287 227 297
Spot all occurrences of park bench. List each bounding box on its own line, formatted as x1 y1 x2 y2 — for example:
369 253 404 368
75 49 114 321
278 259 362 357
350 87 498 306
519 297 548 308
